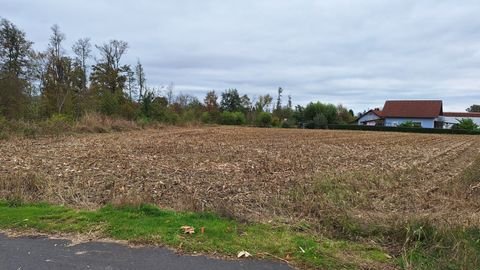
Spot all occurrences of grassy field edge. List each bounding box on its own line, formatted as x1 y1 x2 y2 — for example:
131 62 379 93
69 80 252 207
0 201 392 270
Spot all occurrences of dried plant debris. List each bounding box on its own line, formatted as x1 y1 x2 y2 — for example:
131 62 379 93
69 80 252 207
1 126 479 228
180 226 195 234
237 251 251 258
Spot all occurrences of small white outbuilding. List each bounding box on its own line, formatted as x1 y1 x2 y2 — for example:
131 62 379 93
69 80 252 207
441 112 480 129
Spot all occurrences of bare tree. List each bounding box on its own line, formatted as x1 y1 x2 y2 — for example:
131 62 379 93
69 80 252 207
43 24 72 114
135 60 146 101
90 40 129 94
255 94 273 112
95 40 128 70
72 38 91 91
165 82 175 105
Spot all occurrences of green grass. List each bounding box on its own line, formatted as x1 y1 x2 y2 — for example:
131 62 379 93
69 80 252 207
398 223 480 270
0 201 391 269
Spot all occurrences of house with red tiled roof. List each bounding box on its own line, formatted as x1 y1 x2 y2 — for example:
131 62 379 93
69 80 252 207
356 109 383 126
357 100 480 129
382 100 443 128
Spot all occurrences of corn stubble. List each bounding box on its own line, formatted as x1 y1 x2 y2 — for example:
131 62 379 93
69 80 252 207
1 126 480 263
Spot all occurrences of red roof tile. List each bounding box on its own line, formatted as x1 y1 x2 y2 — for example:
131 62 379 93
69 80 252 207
372 109 383 117
382 100 443 118
443 112 480 118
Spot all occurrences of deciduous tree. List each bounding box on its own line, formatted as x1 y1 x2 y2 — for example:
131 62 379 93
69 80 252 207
220 89 242 112
0 18 33 118
72 38 91 91
466 104 480 112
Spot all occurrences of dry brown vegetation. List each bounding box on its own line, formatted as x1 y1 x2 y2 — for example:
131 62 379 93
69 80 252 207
1 126 480 267
0 112 143 140
2 126 479 224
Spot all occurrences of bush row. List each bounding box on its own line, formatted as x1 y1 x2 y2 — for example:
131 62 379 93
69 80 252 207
327 124 480 135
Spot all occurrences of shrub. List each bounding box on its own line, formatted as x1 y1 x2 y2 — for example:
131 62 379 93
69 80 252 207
200 112 211 123
45 114 73 134
271 116 281 127
22 123 41 138
327 124 480 135
397 121 419 128
119 102 138 120
234 112 246 125
220 112 235 125
181 109 198 123
136 116 150 128
281 119 295 128
0 115 7 130
75 112 139 133
49 114 73 124
162 110 180 125
453 118 479 131
0 131 8 140
100 92 120 116
304 102 337 124
0 116 8 138
255 112 272 127
220 111 246 125
305 113 328 129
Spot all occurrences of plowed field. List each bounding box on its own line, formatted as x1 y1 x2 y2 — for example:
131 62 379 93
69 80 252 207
2 127 480 227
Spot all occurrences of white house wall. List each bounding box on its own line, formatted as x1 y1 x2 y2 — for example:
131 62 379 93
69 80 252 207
385 118 435 128
357 112 381 125
442 116 480 129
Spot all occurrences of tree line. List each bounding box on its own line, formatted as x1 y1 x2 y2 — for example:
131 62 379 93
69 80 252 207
0 18 357 129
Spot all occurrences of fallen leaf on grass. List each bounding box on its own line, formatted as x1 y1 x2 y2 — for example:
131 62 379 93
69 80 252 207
237 251 252 258
180 226 195 234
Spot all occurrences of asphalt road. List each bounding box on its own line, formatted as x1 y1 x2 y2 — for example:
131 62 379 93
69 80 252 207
0 234 292 270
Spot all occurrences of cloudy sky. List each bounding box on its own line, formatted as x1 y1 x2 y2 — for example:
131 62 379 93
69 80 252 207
3 0 480 112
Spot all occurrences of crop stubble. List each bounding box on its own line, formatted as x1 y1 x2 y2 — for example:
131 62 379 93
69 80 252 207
1 126 479 227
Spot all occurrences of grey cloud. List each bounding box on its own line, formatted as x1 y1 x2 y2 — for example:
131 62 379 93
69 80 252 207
2 0 480 112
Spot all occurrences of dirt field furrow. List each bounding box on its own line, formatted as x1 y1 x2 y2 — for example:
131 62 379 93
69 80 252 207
1 127 480 227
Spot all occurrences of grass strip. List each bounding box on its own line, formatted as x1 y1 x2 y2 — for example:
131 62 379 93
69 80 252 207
0 202 391 269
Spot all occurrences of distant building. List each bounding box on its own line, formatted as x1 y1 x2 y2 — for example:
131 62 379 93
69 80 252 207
356 109 383 126
441 112 480 129
356 100 480 129
382 100 443 128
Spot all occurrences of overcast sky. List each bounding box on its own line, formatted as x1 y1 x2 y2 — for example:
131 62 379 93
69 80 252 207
3 0 480 112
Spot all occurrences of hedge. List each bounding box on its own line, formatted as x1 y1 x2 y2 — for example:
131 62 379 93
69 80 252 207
325 124 480 135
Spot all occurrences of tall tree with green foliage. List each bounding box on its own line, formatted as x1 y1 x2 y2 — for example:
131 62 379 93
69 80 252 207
204 90 219 113
466 105 480 113
240 94 252 113
220 89 242 112
336 104 356 124
125 65 136 100
0 18 33 118
304 102 338 125
275 87 283 111
89 40 131 116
